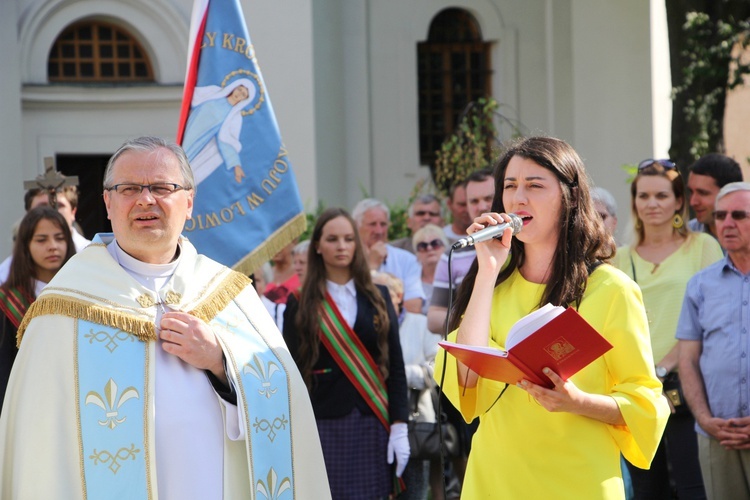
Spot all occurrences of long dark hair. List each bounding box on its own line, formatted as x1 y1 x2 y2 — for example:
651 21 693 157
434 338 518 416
2 206 76 299
448 136 615 331
294 207 391 390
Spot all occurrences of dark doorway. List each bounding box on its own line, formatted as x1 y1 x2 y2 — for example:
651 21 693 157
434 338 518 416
56 154 112 239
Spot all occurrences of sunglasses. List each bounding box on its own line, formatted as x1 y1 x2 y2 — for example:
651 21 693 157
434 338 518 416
414 210 441 218
638 159 677 171
416 239 445 252
714 210 750 221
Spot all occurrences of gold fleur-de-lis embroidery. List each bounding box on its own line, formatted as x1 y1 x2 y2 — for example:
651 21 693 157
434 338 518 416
243 354 281 398
253 414 289 442
85 379 140 429
84 329 134 353
89 444 140 474
136 294 155 308
164 290 182 305
256 467 292 500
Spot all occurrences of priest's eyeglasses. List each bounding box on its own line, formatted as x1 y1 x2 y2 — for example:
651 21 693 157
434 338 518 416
106 183 188 198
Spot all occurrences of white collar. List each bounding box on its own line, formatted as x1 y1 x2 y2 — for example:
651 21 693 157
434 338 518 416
34 279 46 297
326 278 356 297
109 239 180 279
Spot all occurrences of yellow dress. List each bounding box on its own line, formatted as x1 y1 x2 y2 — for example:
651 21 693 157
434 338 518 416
435 265 669 499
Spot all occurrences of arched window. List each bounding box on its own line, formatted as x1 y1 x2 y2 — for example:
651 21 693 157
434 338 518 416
417 9 492 166
47 21 154 82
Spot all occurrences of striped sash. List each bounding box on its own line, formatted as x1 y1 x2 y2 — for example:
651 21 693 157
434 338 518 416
0 287 32 329
318 292 390 430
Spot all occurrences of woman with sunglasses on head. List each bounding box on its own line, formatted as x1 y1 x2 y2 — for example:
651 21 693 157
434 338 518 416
283 207 409 499
412 224 448 315
435 137 669 499
0 206 76 413
614 158 723 499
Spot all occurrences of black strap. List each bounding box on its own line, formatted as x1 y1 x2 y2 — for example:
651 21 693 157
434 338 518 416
587 260 603 275
629 250 638 283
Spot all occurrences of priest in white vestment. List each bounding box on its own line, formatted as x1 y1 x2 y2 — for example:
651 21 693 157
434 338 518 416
0 136 330 500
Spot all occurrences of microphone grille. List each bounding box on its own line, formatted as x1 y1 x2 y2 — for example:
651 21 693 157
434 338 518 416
508 213 523 234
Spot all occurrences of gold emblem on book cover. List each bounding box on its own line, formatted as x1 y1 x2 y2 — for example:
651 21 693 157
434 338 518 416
544 337 576 361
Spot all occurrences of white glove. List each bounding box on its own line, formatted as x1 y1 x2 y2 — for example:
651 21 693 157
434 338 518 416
387 422 410 477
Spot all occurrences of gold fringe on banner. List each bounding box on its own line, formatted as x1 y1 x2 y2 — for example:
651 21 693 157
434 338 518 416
17 294 156 347
189 271 252 323
233 212 306 277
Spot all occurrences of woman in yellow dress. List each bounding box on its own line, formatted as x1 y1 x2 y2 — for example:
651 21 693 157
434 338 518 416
435 136 669 499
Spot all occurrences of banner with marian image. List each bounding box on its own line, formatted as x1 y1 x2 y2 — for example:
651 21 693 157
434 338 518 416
178 0 305 275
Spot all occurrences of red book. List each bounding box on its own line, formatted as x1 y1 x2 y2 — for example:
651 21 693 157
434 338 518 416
439 305 613 388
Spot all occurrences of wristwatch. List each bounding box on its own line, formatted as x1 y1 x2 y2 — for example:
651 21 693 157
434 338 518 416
655 366 668 378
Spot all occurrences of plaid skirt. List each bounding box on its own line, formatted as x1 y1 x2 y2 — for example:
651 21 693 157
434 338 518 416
317 407 390 500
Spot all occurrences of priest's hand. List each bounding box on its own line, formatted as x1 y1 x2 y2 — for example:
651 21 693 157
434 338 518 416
387 421 410 477
159 311 228 385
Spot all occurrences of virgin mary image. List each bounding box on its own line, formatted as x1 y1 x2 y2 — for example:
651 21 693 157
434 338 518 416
182 78 256 185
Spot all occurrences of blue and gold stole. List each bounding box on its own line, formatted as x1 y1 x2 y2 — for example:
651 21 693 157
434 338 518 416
25 272 294 499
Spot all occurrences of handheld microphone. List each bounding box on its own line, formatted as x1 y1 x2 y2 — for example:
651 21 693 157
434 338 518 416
452 213 523 249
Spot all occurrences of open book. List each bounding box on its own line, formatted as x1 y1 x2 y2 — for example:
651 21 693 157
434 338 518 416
439 304 613 388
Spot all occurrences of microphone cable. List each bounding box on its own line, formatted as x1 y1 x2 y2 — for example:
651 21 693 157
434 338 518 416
434 244 509 499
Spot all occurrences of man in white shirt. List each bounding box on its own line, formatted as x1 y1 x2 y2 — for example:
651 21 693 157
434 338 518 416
0 136 330 499
0 186 90 282
352 198 425 314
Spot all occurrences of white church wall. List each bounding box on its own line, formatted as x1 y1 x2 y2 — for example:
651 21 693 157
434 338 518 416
0 1 25 257
2 0 663 257
569 0 654 244
7 0 317 261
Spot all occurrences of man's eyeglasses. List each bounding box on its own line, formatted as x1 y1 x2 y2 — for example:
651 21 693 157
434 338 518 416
713 210 750 221
414 210 441 218
416 239 445 252
105 183 189 198
638 159 677 171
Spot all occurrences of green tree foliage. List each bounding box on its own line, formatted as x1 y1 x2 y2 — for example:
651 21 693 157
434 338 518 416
667 2 750 172
432 97 500 197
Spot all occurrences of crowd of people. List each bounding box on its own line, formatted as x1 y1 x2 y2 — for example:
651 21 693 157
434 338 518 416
0 133 747 500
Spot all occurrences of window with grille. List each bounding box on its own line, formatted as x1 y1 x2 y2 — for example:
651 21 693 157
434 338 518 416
417 9 492 166
48 21 154 82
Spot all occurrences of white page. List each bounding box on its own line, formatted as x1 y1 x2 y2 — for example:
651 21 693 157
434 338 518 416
441 342 510 357
505 303 565 349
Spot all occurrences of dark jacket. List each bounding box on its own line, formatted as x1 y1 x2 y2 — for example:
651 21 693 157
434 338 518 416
0 315 19 415
283 284 409 423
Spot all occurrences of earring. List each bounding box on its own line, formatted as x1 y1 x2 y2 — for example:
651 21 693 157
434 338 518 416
673 214 684 229
635 219 642 230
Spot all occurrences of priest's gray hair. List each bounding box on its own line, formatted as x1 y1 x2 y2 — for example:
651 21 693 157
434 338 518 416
103 136 196 193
